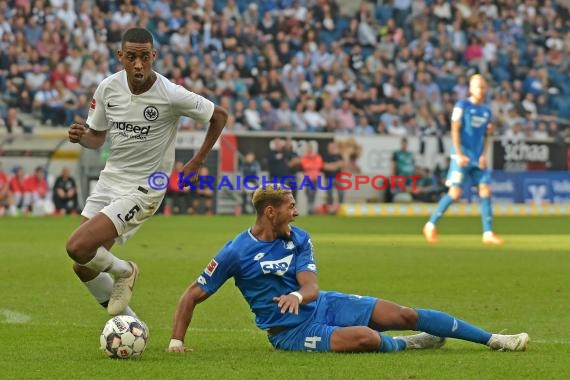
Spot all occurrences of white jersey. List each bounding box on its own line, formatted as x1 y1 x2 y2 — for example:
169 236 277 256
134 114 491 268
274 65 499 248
86 70 214 195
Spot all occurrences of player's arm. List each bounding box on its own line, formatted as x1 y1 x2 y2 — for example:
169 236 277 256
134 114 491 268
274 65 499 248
181 105 229 183
168 282 211 352
479 123 494 169
450 105 469 167
192 105 229 164
68 123 107 149
273 271 319 315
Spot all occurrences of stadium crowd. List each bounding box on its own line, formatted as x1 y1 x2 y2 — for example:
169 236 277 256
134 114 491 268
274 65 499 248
0 0 568 138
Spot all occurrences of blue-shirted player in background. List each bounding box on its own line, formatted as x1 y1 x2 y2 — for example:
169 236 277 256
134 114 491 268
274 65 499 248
168 185 528 353
424 75 504 245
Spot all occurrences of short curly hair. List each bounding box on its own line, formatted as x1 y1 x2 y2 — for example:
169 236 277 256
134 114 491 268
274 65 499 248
251 184 293 215
122 28 154 48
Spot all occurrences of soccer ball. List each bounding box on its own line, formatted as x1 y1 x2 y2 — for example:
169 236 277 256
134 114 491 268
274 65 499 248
100 316 149 359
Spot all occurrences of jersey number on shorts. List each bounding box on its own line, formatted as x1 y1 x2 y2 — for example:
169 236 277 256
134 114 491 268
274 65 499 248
304 336 322 350
118 204 141 223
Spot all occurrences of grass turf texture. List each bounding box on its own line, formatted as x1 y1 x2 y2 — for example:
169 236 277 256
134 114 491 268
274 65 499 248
1 216 568 379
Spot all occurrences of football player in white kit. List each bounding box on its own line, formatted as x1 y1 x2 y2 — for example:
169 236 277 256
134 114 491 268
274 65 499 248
66 28 228 317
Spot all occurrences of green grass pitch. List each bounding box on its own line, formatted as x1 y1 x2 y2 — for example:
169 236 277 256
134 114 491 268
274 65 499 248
1 215 569 379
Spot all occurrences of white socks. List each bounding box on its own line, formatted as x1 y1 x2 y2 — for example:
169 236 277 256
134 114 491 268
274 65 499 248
83 273 137 318
83 246 133 279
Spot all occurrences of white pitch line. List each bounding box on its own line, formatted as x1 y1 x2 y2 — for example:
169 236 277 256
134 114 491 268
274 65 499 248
0 309 32 324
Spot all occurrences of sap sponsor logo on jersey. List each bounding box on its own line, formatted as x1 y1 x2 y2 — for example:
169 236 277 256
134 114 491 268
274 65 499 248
470 115 488 128
111 121 151 140
204 258 218 276
260 254 293 276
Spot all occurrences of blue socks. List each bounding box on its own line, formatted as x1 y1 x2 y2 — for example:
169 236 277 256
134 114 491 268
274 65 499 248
416 309 491 344
480 197 493 233
429 194 454 225
376 309 493 352
377 333 406 352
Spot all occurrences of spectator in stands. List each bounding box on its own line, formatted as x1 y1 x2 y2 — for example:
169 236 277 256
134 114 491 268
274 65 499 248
167 160 193 215
2 107 33 134
283 137 301 201
9 166 28 214
244 99 262 131
0 0 569 145
25 166 52 216
239 152 261 215
300 143 323 215
388 137 415 203
52 167 78 215
410 166 439 203
322 141 345 214
0 162 17 216
192 166 214 215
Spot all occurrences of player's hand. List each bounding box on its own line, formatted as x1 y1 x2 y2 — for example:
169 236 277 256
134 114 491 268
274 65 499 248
167 339 193 353
457 154 470 167
167 345 193 353
273 294 300 315
478 155 487 169
180 159 203 187
68 122 88 144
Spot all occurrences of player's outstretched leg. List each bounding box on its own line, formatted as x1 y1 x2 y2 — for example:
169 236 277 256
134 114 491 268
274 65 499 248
415 309 528 351
487 333 529 351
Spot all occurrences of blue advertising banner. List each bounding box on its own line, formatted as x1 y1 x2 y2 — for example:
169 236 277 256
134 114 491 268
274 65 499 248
462 171 570 204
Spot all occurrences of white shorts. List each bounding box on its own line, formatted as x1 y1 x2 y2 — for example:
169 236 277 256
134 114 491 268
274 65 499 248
81 182 164 245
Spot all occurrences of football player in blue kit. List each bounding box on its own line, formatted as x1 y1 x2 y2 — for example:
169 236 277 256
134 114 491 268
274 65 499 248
168 185 528 353
424 74 503 245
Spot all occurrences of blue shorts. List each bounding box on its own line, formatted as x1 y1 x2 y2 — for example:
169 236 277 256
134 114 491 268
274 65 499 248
446 157 491 187
267 291 377 352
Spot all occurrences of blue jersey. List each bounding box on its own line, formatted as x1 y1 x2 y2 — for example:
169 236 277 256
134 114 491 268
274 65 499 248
450 99 492 163
196 226 317 330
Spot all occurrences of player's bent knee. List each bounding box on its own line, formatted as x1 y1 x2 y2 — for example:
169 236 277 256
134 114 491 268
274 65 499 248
479 186 491 198
351 329 380 352
448 187 462 201
331 327 380 352
360 329 381 351
66 235 92 263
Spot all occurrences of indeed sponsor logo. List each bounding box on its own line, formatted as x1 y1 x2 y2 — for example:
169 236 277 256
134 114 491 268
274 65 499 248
552 180 570 193
112 121 151 140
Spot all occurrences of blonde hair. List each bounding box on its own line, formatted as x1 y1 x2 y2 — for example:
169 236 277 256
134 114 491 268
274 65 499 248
252 184 292 215
469 74 487 86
